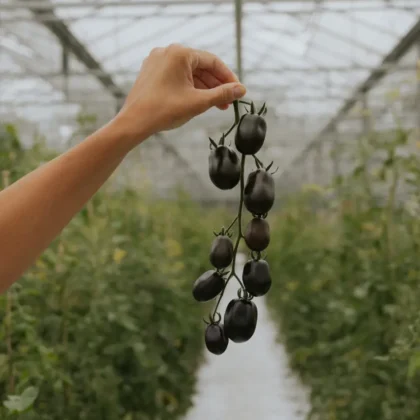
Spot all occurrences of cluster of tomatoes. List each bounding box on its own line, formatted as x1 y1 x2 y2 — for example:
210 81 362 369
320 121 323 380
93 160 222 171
192 101 276 356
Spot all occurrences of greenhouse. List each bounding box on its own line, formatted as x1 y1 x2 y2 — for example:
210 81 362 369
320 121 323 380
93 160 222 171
1 0 420 419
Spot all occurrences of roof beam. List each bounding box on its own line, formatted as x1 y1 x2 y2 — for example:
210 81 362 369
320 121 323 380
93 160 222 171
11 0 211 194
1 63 415 80
0 30 82 99
3 0 419 8
250 19 369 65
279 17 420 180
5 92 414 107
319 18 420 136
18 0 125 99
100 12 228 64
291 15 386 57
2 6 416 22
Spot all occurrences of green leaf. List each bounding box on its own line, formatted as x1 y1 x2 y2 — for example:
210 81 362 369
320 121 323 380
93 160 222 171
0 354 7 368
374 355 390 362
408 352 420 378
3 386 39 413
118 315 139 332
112 234 130 245
384 157 394 167
395 128 408 145
352 165 364 178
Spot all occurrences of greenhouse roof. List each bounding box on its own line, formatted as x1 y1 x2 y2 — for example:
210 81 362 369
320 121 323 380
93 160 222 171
1 0 420 199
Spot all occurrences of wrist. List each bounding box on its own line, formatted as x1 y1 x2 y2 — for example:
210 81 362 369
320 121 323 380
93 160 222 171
111 101 157 149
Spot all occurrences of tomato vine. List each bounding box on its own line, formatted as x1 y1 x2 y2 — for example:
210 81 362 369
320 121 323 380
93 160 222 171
192 99 276 355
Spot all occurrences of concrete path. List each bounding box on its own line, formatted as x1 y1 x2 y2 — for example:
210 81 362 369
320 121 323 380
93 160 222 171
184 253 311 420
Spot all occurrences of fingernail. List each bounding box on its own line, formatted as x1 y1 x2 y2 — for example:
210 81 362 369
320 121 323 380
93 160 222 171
233 84 246 99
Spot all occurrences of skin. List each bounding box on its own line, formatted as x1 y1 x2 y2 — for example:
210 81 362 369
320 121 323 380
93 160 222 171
0 44 246 294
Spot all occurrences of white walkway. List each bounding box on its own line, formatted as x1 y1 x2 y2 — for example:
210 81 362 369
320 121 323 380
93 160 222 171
184 253 310 420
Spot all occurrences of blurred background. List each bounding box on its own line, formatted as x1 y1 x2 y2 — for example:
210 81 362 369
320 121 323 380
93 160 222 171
2 0 420 419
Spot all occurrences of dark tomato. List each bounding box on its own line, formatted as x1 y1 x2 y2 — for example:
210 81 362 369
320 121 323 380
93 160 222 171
244 218 270 252
244 169 275 215
210 235 234 269
235 114 267 155
208 146 240 190
205 323 229 355
192 270 224 302
224 299 258 343
243 259 272 297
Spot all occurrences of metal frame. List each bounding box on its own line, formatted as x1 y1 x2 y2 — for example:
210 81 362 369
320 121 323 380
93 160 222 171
2 64 416 79
2 0 419 9
279 17 420 183
15 0 125 99
2 0 420 198
235 0 243 82
4 0 212 193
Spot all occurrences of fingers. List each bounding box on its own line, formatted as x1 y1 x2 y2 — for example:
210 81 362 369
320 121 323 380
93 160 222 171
193 76 208 90
194 69 222 88
200 82 247 108
149 47 165 56
193 73 232 111
190 49 241 110
159 44 238 84
191 48 239 84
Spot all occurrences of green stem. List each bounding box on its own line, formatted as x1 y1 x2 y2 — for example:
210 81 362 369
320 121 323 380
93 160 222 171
57 243 70 411
223 100 242 138
233 100 240 124
225 216 238 234
224 121 238 138
2 170 14 394
233 272 245 289
212 154 246 318
384 163 399 284
232 155 246 271
253 154 264 168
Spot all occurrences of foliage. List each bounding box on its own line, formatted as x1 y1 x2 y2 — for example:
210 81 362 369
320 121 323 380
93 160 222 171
268 126 420 419
0 124 230 419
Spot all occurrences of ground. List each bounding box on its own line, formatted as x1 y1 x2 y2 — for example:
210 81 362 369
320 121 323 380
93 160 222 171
184 253 310 420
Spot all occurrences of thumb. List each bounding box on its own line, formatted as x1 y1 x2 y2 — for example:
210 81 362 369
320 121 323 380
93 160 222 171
203 82 247 107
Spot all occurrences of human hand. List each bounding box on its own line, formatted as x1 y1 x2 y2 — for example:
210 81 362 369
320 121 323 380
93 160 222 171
115 44 247 144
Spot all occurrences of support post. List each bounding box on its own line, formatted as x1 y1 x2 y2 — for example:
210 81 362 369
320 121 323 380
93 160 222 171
61 43 69 97
314 142 322 185
332 125 340 179
234 0 243 82
416 40 420 131
361 92 371 136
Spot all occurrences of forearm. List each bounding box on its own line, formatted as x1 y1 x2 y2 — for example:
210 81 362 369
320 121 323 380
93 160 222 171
0 44 246 293
0 117 146 293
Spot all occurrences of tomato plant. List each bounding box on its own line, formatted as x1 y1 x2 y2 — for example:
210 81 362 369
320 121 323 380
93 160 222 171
268 124 420 419
0 124 231 419
193 100 277 355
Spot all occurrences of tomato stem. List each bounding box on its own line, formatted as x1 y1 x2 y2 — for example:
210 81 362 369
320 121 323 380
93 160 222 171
253 155 264 168
225 216 238 234
224 121 238 138
233 272 245 289
223 100 241 138
212 153 246 318
208 137 218 149
233 100 240 124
